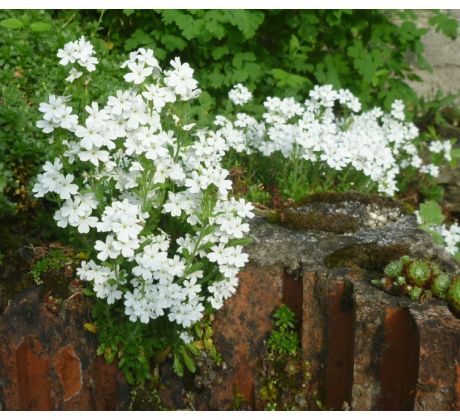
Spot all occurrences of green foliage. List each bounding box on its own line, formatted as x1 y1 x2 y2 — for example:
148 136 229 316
267 304 300 357
0 10 124 215
257 304 320 410
92 297 221 385
30 249 68 285
99 9 458 111
417 200 447 245
0 9 458 216
415 200 460 264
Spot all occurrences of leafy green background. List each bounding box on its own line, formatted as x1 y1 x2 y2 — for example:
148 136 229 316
0 9 458 213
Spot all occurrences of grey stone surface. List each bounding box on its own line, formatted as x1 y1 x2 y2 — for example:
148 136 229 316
409 10 460 100
246 195 459 273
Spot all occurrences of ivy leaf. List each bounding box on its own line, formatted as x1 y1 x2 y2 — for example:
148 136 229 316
0 18 24 29
418 200 445 226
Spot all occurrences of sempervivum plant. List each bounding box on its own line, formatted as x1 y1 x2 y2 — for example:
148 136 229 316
448 277 460 315
33 40 254 380
371 256 458 315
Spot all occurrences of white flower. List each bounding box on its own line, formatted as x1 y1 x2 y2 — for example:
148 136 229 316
124 61 153 85
58 36 98 72
66 67 83 83
228 84 252 106
164 57 200 100
95 235 120 261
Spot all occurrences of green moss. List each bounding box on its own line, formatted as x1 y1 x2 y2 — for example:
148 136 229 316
129 369 166 411
282 210 358 234
324 243 410 271
256 304 321 410
296 191 412 214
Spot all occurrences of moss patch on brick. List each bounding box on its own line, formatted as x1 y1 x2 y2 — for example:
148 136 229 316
324 243 411 271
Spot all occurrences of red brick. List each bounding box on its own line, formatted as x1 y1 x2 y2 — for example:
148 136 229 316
52 345 82 401
15 336 51 410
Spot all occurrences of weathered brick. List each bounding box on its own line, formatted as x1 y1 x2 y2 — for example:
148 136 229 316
210 265 284 409
15 336 51 410
0 287 128 410
53 345 82 402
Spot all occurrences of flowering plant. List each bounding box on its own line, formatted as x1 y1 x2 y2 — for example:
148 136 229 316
33 39 254 381
218 84 453 202
416 200 460 262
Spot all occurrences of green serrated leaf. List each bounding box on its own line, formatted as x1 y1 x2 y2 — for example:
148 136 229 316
161 34 187 51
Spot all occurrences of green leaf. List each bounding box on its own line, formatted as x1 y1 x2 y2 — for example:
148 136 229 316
289 34 300 53
428 11 458 40
173 352 184 377
180 347 196 373
161 34 187 51
212 46 229 60
271 68 309 89
125 29 153 51
0 18 24 29
30 22 51 32
186 342 200 356
227 10 264 39
418 200 445 226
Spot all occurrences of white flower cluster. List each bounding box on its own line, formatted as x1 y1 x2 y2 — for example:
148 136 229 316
428 140 452 161
228 83 253 106
57 36 98 82
415 209 460 257
436 223 460 256
34 45 254 333
36 95 78 133
218 84 450 196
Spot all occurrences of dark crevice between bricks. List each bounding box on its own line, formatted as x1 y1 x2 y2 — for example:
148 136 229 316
282 268 303 336
379 307 420 410
324 279 356 410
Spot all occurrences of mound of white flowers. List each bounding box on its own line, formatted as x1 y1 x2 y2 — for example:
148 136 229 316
33 42 254 332
220 84 451 196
